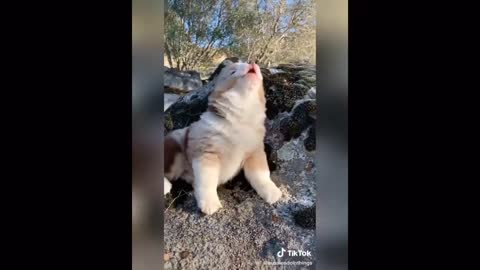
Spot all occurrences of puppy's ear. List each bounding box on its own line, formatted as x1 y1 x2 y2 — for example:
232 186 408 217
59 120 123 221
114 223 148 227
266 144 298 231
208 58 239 81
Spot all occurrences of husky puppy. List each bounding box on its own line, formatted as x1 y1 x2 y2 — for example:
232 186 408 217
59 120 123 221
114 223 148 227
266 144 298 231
164 61 282 215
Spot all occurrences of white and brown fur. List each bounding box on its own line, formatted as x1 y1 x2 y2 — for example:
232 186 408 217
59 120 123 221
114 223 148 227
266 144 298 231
164 61 282 215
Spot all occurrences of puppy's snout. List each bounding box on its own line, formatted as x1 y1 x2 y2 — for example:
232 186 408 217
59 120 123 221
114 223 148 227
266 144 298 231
248 64 256 74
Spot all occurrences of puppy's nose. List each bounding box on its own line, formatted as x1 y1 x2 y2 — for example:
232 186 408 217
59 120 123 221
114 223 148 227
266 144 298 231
247 63 256 74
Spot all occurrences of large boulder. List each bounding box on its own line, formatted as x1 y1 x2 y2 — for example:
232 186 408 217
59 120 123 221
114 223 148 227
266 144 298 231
164 93 180 112
164 59 316 269
164 67 203 94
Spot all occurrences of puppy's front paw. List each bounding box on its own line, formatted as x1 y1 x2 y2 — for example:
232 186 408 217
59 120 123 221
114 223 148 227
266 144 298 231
196 195 223 215
260 183 282 204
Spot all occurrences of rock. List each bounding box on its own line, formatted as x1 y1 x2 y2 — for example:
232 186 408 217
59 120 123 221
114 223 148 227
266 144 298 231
271 214 280 223
304 125 316 151
164 253 172 262
293 206 315 229
180 251 190 259
164 179 193 209
164 58 316 269
164 82 215 134
164 93 180 111
305 87 316 99
277 142 297 161
164 67 203 93
279 99 316 141
305 161 315 172
267 68 285 74
263 72 311 119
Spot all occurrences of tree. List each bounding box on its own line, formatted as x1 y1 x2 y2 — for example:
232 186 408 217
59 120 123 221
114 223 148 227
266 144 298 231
165 0 236 70
164 0 315 70
234 0 315 65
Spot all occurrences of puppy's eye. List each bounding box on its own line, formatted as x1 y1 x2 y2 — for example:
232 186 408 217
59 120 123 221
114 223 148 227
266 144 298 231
230 71 235 75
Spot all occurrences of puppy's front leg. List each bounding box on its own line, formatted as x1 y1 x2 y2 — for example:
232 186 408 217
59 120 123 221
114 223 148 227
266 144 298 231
244 150 282 204
192 154 222 215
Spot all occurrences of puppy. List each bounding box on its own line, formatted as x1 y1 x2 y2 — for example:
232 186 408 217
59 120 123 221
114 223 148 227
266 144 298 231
164 62 282 215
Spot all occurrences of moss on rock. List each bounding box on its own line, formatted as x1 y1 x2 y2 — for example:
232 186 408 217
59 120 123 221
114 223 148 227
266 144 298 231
304 125 316 151
293 206 315 229
164 93 210 132
263 72 310 119
279 100 316 141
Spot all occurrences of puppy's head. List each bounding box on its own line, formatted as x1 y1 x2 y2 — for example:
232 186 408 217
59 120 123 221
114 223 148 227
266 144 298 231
211 62 265 103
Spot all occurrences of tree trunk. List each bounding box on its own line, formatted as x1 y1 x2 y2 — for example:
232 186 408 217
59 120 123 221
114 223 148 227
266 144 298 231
164 41 174 68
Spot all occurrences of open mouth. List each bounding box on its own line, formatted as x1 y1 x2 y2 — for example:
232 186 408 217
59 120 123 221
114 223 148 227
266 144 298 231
248 67 256 74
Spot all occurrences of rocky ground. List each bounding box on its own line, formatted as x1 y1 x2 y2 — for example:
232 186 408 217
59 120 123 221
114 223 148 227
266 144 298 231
163 58 317 269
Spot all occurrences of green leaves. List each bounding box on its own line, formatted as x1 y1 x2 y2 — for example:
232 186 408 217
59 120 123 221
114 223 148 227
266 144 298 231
165 0 315 70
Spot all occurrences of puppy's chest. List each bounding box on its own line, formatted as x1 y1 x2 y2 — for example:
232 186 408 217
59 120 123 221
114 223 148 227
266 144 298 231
217 125 263 182
229 124 262 149
217 150 245 183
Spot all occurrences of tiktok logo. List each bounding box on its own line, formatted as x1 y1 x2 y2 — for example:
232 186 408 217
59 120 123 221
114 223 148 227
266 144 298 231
277 248 286 257
276 247 312 257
